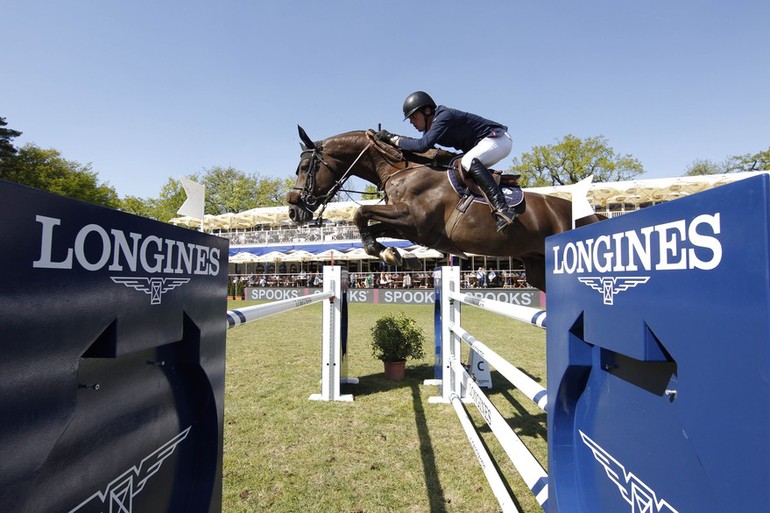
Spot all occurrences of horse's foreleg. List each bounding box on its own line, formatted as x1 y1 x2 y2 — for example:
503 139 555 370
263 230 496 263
354 204 422 269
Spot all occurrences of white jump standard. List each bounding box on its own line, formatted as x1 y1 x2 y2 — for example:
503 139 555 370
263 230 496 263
430 265 549 512
227 266 358 402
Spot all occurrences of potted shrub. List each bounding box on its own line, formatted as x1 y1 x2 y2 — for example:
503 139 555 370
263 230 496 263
370 313 426 380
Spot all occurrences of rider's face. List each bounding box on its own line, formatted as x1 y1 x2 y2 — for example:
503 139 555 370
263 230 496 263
408 110 429 132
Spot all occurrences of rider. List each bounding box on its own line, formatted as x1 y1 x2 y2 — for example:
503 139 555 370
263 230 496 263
379 91 516 232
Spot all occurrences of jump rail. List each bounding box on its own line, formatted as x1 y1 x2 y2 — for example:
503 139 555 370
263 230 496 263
226 266 357 402
430 266 549 513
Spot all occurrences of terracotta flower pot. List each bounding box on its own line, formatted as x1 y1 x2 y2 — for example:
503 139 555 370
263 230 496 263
383 360 406 381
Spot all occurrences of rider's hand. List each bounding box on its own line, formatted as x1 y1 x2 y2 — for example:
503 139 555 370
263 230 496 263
377 129 400 146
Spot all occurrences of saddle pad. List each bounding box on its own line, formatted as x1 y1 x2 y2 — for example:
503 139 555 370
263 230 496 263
446 169 524 208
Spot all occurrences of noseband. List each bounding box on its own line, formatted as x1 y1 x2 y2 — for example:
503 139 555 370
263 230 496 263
294 147 329 210
293 141 374 217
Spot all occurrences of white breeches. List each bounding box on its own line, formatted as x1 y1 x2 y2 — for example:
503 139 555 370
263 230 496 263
460 131 513 171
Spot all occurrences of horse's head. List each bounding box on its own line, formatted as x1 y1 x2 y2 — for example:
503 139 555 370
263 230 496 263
286 126 340 225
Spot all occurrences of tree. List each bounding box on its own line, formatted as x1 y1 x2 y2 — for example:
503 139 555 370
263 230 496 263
201 167 294 215
201 166 258 215
684 159 726 176
0 116 22 161
139 168 295 222
0 144 119 208
510 134 644 187
143 176 195 222
726 147 770 173
200 167 294 214
361 184 380 200
683 146 769 176
119 195 157 218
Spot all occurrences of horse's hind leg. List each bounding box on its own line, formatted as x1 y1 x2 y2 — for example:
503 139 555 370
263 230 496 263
522 256 546 292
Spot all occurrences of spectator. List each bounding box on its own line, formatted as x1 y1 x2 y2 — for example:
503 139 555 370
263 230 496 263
477 267 488 288
487 269 497 287
379 271 393 288
402 273 412 288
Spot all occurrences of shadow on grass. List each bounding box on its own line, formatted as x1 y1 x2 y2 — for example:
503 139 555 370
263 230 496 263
485 370 548 441
345 363 449 513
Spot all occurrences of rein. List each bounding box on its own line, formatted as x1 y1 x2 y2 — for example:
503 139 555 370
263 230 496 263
294 140 374 219
294 130 441 220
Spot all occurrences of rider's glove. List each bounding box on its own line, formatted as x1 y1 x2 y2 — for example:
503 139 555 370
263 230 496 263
377 129 400 147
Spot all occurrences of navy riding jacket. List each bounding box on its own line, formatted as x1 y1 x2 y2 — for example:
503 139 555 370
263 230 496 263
397 105 507 153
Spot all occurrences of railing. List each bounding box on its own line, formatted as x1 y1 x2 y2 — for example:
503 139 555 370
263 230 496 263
229 270 532 291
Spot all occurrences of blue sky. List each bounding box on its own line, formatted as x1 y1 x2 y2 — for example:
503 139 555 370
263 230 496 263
3 1 768 200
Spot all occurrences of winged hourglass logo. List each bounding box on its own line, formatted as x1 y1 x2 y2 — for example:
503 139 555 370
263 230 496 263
580 430 679 513
577 276 650 305
68 426 191 513
111 277 191 305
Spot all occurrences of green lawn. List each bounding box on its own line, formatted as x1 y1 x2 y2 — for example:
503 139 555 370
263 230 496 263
223 301 547 512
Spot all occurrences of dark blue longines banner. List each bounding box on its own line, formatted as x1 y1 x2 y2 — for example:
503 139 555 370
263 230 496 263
0 180 228 513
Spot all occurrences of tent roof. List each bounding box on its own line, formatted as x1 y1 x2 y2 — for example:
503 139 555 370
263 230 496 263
527 171 770 207
173 172 770 231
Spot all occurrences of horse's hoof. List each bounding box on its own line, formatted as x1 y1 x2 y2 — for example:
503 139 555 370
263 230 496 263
380 247 403 267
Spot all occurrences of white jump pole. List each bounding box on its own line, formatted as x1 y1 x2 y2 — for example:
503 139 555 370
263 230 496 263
429 266 550 511
226 290 333 329
226 266 355 402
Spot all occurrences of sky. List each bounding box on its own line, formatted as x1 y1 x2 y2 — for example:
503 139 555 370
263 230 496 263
3 0 769 200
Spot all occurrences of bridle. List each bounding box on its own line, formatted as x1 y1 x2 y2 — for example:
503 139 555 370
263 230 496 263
293 146 328 211
292 140 374 218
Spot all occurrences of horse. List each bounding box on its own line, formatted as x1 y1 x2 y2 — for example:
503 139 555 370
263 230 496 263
286 127 604 291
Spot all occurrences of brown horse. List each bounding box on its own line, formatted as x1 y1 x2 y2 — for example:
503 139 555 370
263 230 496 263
286 127 604 291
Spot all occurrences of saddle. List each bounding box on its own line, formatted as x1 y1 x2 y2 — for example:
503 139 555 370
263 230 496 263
448 158 526 214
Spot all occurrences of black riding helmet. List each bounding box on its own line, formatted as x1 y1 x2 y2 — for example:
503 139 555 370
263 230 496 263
402 91 436 119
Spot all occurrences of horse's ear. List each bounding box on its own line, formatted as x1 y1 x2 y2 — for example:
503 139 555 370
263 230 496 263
298 125 316 150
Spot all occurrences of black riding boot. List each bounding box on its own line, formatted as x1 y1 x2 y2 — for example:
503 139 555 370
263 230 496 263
467 158 516 232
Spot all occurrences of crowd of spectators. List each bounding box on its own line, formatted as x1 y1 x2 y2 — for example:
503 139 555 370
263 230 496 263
220 224 361 246
229 268 530 291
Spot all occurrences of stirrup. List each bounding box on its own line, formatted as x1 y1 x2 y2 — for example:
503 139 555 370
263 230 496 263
494 209 516 232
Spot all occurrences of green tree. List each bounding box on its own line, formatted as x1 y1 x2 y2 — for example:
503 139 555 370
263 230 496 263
727 146 770 173
201 167 293 214
201 166 258 215
683 146 769 176
0 116 22 160
119 195 156 217
361 184 380 200
141 168 294 222
684 159 726 176
510 134 644 187
0 144 119 208
145 175 196 222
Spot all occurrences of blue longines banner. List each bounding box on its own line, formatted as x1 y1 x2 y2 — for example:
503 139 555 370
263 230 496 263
0 180 228 512
546 174 770 513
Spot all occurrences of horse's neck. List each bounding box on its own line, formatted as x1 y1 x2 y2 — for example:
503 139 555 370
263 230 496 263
328 132 418 189
332 136 389 188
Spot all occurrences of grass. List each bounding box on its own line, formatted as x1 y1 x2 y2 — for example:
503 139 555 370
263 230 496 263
224 300 547 513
